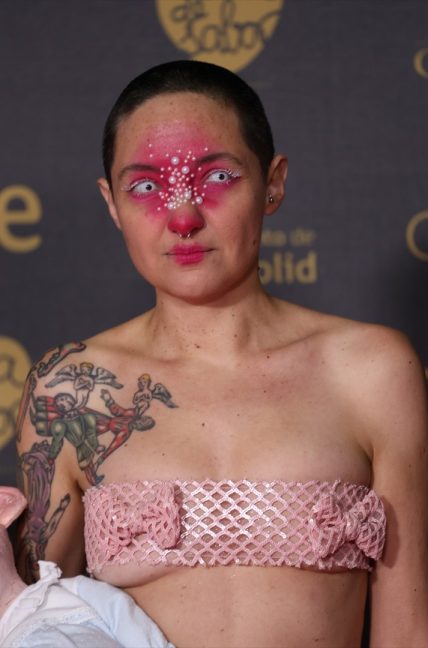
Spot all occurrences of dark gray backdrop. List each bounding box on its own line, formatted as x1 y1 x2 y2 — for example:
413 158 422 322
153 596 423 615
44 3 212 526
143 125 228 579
1 0 427 485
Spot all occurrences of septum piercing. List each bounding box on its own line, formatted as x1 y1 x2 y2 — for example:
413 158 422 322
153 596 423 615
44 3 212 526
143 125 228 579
178 232 192 240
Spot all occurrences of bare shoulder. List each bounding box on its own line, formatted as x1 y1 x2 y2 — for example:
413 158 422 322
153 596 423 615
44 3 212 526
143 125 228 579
281 302 426 446
320 315 426 444
323 316 423 381
25 313 152 384
291 302 425 390
84 312 151 349
327 320 424 417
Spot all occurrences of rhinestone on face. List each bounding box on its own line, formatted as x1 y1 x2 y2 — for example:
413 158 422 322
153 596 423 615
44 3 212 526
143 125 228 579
151 148 208 211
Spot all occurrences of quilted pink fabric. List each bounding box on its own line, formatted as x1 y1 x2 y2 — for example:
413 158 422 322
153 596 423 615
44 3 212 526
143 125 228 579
83 479 386 575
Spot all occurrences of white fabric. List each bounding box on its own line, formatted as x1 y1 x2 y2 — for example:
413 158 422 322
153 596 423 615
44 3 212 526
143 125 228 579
0 561 174 648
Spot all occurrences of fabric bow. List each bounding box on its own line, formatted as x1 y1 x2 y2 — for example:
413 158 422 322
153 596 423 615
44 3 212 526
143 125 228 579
108 483 180 553
308 489 386 560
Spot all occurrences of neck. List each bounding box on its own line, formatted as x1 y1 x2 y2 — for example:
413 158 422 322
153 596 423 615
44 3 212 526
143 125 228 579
145 285 280 364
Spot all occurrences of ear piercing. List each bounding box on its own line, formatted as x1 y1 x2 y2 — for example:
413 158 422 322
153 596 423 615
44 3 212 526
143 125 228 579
268 194 274 204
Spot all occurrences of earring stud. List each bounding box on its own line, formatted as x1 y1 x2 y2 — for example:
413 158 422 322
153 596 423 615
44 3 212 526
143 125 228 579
268 194 274 204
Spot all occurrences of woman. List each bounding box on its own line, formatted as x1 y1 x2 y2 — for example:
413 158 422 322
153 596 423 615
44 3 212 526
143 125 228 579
6 60 428 647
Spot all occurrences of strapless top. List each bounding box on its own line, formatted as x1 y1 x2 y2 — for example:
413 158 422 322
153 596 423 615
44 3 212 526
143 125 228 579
83 479 386 576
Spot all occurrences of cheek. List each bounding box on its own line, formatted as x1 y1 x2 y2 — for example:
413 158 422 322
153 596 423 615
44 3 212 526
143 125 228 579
201 184 231 206
118 215 160 259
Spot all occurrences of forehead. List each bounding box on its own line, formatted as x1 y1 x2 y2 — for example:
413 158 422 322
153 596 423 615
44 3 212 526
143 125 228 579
114 92 245 160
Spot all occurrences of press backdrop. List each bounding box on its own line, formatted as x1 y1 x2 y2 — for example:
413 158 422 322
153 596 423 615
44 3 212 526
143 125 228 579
1 0 427 485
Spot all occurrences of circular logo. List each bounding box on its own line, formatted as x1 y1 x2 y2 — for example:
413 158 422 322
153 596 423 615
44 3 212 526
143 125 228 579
0 337 31 449
414 47 428 79
406 210 428 261
156 0 284 72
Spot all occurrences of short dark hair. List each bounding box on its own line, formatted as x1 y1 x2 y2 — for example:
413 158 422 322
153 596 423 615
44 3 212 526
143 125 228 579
102 60 275 186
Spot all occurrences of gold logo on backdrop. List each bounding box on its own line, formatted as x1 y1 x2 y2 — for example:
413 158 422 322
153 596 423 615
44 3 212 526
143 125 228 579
406 210 428 261
260 227 318 285
0 337 31 449
414 47 428 78
156 0 284 72
0 185 42 253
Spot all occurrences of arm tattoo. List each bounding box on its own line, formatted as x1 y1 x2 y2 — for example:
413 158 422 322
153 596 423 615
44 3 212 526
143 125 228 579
16 342 86 442
17 347 178 578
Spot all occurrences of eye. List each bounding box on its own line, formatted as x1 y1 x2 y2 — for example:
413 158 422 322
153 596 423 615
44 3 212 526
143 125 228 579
205 169 239 184
126 179 159 195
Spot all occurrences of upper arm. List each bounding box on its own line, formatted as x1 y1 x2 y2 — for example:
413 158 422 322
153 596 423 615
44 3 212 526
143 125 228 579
15 346 87 583
354 329 428 646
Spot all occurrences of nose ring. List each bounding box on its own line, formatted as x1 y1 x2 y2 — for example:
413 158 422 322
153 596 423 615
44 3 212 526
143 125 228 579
178 232 192 239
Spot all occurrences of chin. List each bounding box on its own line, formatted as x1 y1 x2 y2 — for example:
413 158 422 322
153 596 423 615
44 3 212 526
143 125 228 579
159 274 254 306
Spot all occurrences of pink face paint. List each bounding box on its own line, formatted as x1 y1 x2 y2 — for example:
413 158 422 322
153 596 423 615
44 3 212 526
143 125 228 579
166 211 204 237
120 142 242 216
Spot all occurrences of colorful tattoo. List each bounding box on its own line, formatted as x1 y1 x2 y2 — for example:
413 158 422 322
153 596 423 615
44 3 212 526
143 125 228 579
35 342 86 378
95 373 177 469
18 440 70 580
30 392 105 486
17 346 178 578
46 362 123 408
16 343 86 442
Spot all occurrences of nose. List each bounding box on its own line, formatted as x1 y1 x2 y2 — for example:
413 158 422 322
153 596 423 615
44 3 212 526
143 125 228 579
167 207 205 239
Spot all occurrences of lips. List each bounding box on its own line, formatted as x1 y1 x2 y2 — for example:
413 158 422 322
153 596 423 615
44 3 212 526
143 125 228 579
167 245 212 265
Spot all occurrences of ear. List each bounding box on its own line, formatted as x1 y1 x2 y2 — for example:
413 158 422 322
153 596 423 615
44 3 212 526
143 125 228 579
97 178 122 230
264 155 288 216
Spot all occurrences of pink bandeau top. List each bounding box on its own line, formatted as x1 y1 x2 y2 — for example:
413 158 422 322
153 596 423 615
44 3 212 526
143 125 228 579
83 479 386 575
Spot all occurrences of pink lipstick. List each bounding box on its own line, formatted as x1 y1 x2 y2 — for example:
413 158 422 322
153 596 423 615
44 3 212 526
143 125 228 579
167 245 211 265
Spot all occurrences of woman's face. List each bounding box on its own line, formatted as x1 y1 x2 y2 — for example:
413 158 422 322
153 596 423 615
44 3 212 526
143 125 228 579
99 92 286 304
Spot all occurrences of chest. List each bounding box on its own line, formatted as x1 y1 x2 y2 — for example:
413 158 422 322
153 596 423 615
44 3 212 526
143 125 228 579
81 354 369 488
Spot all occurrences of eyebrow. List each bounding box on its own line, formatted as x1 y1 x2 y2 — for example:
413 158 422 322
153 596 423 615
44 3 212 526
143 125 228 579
118 163 158 182
118 152 244 182
198 152 244 167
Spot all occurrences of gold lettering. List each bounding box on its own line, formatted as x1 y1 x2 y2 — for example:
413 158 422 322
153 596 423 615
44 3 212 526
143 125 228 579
272 252 283 282
295 251 317 283
414 47 428 79
0 185 42 253
284 252 295 283
259 251 318 285
290 228 316 246
406 210 428 261
261 228 287 247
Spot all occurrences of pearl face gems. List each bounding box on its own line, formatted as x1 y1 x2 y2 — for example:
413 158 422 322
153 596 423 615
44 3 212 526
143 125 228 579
159 150 205 211
121 144 242 214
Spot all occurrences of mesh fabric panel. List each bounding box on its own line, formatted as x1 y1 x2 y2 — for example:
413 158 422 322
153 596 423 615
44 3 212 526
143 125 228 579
84 479 386 575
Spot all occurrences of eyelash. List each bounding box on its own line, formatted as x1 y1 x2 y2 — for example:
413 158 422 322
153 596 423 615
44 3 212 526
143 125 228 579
122 167 242 197
205 168 241 183
123 179 159 195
